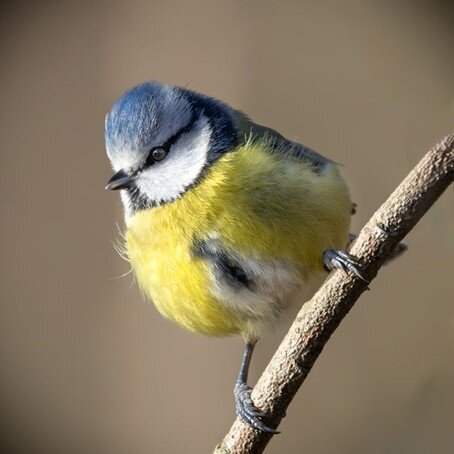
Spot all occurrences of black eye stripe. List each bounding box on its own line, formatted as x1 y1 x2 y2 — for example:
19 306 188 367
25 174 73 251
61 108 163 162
144 113 199 167
162 113 198 150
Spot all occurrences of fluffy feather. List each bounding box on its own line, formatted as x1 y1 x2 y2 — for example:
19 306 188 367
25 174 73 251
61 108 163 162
125 136 351 340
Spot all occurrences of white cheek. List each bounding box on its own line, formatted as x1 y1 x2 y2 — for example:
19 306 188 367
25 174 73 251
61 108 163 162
136 115 211 203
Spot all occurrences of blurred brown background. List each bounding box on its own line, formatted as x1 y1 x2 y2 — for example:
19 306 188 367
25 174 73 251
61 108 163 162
1 1 453 453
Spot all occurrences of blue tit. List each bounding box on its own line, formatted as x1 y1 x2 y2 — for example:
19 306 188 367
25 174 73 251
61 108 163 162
105 82 364 433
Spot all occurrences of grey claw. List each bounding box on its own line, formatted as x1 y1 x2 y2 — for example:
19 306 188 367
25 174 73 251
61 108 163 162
337 250 358 262
239 399 265 418
324 249 369 283
343 259 368 282
234 383 279 434
239 403 266 419
241 412 280 434
331 258 346 273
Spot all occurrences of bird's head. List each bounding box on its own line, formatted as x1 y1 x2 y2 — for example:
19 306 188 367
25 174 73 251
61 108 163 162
105 82 238 219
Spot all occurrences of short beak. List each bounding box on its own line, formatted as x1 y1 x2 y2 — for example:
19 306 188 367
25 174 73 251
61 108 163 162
105 169 135 190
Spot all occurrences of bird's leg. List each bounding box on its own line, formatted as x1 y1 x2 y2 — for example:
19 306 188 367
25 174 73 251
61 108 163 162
234 342 279 434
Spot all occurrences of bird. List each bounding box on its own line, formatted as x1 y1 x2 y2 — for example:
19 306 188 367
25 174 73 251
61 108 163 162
105 81 369 433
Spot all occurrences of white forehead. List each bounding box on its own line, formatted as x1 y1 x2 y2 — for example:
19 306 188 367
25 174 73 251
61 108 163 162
126 114 212 213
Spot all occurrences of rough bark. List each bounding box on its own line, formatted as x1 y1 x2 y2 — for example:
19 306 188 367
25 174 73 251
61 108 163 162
214 133 454 454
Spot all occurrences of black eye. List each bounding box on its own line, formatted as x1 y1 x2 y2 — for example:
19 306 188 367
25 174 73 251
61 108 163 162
151 147 167 162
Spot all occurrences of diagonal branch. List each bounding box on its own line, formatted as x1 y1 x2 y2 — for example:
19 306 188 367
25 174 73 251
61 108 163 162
214 133 454 454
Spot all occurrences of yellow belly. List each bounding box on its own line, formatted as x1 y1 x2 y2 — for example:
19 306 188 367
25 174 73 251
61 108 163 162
125 142 351 338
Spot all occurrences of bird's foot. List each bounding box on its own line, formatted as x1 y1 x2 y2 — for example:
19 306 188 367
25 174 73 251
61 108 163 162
323 249 368 282
234 382 279 434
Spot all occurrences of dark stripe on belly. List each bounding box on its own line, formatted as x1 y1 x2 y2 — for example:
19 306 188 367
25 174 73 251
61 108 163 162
192 239 254 290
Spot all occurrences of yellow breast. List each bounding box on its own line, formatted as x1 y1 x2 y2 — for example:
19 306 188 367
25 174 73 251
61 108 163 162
125 140 351 337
